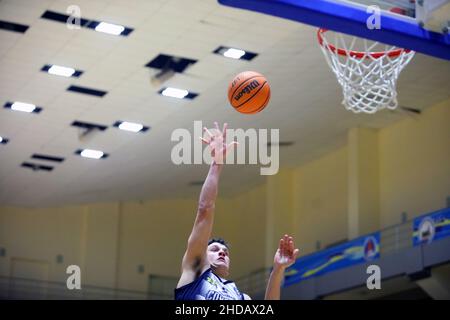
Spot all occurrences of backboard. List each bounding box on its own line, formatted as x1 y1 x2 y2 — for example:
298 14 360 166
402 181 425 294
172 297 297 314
218 0 450 60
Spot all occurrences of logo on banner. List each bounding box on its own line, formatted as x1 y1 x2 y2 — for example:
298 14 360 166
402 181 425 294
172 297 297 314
363 236 378 261
418 217 435 244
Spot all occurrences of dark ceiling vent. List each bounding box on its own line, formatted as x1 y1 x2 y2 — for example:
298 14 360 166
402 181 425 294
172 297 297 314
67 85 107 97
71 121 108 131
0 20 29 33
146 54 197 73
41 10 89 25
21 162 53 172
31 154 65 163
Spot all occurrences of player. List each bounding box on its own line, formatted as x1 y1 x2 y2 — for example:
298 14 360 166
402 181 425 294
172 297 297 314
175 122 299 300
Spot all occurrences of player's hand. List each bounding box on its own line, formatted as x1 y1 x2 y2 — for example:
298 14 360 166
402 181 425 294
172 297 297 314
273 234 299 270
201 122 238 165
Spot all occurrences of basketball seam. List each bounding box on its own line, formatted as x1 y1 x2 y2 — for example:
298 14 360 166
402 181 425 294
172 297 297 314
230 75 262 101
235 81 268 109
257 89 271 112
241 88 271 114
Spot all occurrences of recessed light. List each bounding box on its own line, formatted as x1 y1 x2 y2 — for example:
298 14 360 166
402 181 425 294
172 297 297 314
95 22 125 35
11 102 36 113
119 122 143 132
113 121 149 133
161 87 189 99
158 87 198 100
223 48 246 59
42 65 82 78
48 65 75 77
4 102 42 113
213 46 258 61
77 149 107 160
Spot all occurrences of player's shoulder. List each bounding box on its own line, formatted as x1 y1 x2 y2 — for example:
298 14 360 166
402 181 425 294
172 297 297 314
243 293 252 300
177 266 211 289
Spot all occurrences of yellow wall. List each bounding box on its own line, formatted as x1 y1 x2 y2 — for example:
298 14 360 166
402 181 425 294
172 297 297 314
379 99 450 226
0 205 84 281
293 146 348 255
265 169 295 265
116 199 198 291
84 203 120 288
214 184 267 276
0 188 267 292
0 98 448 293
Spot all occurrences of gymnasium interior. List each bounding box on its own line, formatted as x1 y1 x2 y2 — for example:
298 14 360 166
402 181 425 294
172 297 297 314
0 0 449 300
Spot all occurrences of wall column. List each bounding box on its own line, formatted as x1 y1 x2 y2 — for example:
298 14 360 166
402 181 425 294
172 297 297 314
265 169 295 267
348 127 380 239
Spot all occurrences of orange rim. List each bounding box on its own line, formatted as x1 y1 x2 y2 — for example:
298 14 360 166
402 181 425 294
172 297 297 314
317 28 411 59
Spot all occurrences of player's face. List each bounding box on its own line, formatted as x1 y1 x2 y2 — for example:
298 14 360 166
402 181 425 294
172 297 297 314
207 243 230 276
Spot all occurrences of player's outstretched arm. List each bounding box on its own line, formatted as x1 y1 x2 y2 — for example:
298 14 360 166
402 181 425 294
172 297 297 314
177 122 237 288
265 234 299 300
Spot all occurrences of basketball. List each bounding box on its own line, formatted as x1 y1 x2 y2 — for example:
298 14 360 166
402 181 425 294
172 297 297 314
228 71 271 114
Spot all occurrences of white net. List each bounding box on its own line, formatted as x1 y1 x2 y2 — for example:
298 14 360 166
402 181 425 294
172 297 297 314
318 29 415 114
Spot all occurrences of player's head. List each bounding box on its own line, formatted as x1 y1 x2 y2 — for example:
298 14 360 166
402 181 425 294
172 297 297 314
207 237 230 277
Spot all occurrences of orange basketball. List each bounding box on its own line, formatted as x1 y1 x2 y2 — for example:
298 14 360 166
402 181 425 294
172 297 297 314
228 71 270 114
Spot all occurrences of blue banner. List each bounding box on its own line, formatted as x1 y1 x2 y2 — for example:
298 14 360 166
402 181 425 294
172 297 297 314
284 233 380 287
413 208 450 246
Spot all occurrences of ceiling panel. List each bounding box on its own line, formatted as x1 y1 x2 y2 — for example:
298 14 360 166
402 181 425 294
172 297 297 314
0 0 449 207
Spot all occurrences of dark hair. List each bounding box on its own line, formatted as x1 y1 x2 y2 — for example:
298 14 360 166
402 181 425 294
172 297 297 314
208 237 229 249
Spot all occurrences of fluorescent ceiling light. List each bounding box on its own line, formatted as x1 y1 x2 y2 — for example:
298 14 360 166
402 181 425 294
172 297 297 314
118 122 144 133
223 48 246 59
11 102 36 113
80 149 104 159
48 65 75 77
95 22 125 35
161 87 189 99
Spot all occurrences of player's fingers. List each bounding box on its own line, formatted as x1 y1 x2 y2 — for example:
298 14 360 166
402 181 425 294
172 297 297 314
282 235 288 254
288 236 294 250
288 240 294 256
285 235 290 254
293 249 300 259
200 137 210 144
214 121 220 133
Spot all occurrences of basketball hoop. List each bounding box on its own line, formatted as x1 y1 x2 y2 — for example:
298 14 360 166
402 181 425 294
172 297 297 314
317 28 415 114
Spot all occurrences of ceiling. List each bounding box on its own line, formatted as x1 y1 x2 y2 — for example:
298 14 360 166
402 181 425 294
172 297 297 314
0 0 449 207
